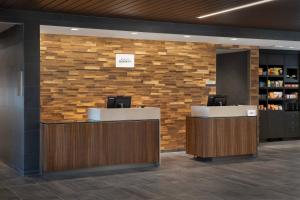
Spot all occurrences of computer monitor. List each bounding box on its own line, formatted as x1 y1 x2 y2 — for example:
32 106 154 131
207 95 227 106
107 96 131 108
107 96 117 108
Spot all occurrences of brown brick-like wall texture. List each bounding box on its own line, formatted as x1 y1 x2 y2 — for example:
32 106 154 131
40 34 258 151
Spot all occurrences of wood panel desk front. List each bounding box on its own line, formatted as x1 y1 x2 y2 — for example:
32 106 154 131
186 116 257 158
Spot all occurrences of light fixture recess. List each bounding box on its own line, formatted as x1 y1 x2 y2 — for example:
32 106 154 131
197 0 274 19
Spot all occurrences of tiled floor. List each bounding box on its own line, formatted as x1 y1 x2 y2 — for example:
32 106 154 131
1 141 300 200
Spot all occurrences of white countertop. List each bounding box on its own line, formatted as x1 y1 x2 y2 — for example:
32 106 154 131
88 107 160 121
191 105 257 118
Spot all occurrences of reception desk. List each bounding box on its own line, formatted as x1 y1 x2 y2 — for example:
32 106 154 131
41 108 160 173
186 106 258 159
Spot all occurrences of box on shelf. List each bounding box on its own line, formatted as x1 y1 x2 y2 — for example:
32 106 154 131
268 104 283 111
267 80 283 87
268 67 283 76
268 91 283 99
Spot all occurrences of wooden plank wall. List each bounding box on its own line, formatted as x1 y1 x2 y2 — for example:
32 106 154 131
42 120 159 172
40 34 258 151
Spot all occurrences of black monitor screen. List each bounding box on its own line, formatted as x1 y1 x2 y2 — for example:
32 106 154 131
107 96 131 108
207 95 227 106
107 96 116 108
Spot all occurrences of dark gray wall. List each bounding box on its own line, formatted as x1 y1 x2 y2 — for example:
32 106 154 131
23 22 40 175
0 25 24 172
216 51 250 105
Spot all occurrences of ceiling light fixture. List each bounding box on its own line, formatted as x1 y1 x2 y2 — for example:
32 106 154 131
275 45 284 48
230 38 238 41
131 32 138 35
71 28 79 31
197 0 274 19
184 35 191 38
289 46 295 49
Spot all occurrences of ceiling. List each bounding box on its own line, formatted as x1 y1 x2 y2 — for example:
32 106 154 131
1 0 300 31
40 25 300 50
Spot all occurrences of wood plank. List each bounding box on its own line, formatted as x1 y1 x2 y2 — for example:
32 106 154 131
42 120 160 172
186 116 257 158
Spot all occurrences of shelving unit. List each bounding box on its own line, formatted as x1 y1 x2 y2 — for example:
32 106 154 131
259 50 300 141
259 64 299 111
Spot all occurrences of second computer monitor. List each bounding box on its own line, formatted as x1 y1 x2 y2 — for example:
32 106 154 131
107 96 131 108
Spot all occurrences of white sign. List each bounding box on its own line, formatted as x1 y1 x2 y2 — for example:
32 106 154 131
205 79 216 85
247 109 257 116
116 54 135 68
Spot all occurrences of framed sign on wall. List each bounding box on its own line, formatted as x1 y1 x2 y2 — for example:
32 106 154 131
116 54 135 68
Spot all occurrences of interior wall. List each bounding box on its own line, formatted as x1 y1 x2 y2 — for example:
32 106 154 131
0 25 24 171
40 34 216 150
215 44 259 106
216 51 250 105
40 34 259 150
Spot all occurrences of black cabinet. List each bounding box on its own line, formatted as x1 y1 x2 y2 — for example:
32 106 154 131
268 111 285 138
259 111 269 140
284 112 300 138
260 111 300 140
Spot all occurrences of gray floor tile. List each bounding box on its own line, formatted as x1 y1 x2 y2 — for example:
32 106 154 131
0 140 300 200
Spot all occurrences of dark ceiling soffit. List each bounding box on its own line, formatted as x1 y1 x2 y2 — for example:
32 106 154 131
1 8 300 41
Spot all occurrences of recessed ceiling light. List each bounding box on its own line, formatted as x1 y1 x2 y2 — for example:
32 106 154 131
231 38 238 41
184 35 191 38
131 32 138 35
71 28 79 31
197 0 274 19
275 45 284 48
289 46 295 49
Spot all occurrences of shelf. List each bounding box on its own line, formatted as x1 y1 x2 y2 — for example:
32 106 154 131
259 87 284 90
285 87 299 90
258 75 284 78
268 65 284 67
268 75 284 78
285 79 298 83
268 99 283 101
285 98 298 101
268 87 284 90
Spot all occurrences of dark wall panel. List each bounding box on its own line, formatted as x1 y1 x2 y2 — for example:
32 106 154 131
23 22 40 175
0 25 24 172
216 51 250 105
